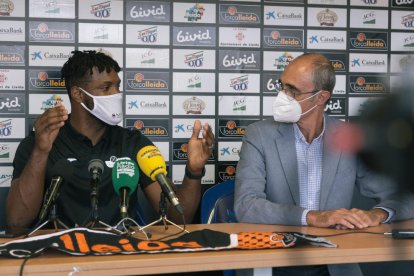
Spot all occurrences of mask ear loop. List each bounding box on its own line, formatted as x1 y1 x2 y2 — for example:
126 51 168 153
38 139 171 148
298 90 323 117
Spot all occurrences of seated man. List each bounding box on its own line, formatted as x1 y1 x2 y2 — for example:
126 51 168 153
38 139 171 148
6 50 214 234
234 53 414 276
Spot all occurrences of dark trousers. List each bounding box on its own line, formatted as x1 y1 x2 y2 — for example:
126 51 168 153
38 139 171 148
273 265 330 276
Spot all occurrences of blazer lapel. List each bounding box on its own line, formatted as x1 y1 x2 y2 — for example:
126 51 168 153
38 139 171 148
319 117 342 210
275 123 300 205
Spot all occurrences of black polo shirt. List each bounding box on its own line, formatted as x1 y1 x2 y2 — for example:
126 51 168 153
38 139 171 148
12 119 154 227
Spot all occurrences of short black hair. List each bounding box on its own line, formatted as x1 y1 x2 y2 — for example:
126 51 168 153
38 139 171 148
61 50 121 94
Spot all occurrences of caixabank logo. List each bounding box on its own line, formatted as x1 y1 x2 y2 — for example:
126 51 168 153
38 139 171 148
349 76 388 94
349 32 388 51
0 45 24 66
125 71 169 92
324 98 346 116
263 29 303 49
219 4 261 24
218 119 257 138
29 70 65 90
125 118 169 137
218 164 237 182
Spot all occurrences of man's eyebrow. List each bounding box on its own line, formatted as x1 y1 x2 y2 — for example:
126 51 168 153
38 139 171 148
283 82 299 91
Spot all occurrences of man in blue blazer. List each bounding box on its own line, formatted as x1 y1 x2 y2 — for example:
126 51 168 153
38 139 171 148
234 53 414 276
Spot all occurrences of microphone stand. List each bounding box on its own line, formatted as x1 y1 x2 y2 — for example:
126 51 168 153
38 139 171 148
139 192 189 233
28 199 69 236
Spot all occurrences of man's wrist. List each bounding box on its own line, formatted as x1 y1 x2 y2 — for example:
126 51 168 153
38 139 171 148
185 165 205 180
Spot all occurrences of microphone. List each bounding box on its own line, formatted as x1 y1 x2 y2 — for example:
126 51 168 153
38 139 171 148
88 159 104 182
39 159 74 221
137 145 184 215
111 158 139 219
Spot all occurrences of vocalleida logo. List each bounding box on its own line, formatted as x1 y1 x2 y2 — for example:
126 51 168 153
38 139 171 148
126 72 168 91
0 118 12 137
220 5 260 24
324 98 345 115
173 142 189 160
218 164 237 182
317 9 338 27
0 52 23 64
183 97 206 114
90 1 111 18
30 71 65 89
125 118 168 137
218 120 250 138
325 53 347 72
30 22 74 42
0 0 14 16
263 29 303 48
349 76 387 93
184 3 205 22
350 32 387 50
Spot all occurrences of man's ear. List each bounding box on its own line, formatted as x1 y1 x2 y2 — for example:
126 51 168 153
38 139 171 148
71 86 83 103
318 90 331 105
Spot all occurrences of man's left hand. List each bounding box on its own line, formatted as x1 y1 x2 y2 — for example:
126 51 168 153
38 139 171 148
186 120 214 175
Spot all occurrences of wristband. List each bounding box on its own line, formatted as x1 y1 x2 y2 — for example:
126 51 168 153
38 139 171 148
185 165 205 180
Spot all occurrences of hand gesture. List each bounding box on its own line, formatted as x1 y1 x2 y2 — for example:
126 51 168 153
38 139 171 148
186 120 214 174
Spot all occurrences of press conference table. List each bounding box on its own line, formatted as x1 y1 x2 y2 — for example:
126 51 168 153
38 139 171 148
1 221 414 275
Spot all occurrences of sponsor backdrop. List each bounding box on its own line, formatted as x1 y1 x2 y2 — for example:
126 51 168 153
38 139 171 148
0 0 413 191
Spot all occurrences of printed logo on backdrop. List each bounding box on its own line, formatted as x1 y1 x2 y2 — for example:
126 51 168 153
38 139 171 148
29 45 73 67
390 54 414 73
263 73 281 93
348 97 379 117
126 25 170 45
264 0 305 3
219 4 261 24
307 8 347 28
0 69 25 90
324 97 346 116
218 164 237 182
90 1 112 18
350 9 388 29
126 48 169 69
29 0 75 18
0 0 14 16
126 1 170 22
219 50 260 71
392 11 414 30
79 1 123 20
0 166 12 187
41 94 63 111
173 2 216 24
28 94 70 114
0 45 24 66
350 0 389 7
218 96 260 116
392 0 414 7
0 118 25 139
307 30 346 50
350 54 388 73
308 0 347 4
0 142 18 163
125 118 169 137
173 26 216 47
333 75 346 95
183 97 206 114
263 51 303 71
29 70 65 90
219 27 261 48
263 6 304 26
125 71 169 92
218 119 257 138
29 21 75 43
172 118 215 139
219 73 260 93
323 53 348 72
0 20 25 41
391 33 414 51
78 23 123 44
125 95 169 115
173 142 214 161
172 49 215 70
173 72 215 93
349 32 388 51
173 96 215 116
263 29 303 49
218 142 241 162
0 93 24 114
349 75 388 94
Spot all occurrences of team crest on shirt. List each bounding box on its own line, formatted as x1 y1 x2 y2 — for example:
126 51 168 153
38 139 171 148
105 156 131 168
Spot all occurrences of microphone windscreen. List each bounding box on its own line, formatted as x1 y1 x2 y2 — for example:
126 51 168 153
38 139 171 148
136 145 167 181
88 159 104 174
51 159 74 181
112 158 139 196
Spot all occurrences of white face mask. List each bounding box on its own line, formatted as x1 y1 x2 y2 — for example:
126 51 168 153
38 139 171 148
272 91 321 123
79 87 123 126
